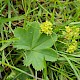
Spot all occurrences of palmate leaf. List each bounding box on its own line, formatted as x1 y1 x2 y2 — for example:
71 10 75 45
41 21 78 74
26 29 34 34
24 49 57 71
14 22 40 50
13 21 57 70
33 32 57 50
24 51 45 71
38 48 57 62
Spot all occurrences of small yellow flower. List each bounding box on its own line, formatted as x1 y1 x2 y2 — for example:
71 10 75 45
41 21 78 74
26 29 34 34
75 27 79 32
65 26 79 40
65 26 72 33
66 40 77 53
65 26 73 40
72 40 77 46
73 27 79 38
64 26 79 53
65 32 73 40
67 45 76 53
40 21 53 35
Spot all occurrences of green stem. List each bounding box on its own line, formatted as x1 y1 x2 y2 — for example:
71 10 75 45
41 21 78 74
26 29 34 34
23 0 27 28
61 54 80 80
1 23 5 64
43 60 48 80
28 66 34 76
14 54 23 65
35 70 37 80
0 62 42 80
8 0 14 33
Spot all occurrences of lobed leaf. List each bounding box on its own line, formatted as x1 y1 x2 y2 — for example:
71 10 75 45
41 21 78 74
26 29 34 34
14 22 58 70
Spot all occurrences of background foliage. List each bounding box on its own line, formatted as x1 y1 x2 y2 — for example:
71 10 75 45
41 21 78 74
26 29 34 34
0 0 80 80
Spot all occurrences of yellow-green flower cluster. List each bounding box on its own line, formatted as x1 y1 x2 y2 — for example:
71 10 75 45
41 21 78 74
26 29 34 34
65 26 79 40
63 26 79 53
66 40 77 53
65 26 72 33
40 21 53 35
73 27 79 38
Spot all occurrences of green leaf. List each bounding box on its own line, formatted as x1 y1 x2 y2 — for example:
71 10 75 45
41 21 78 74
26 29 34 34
0 66 4 72
24 51 45 71
14 22 57 50
33 32 57 50
51 32 57 44
14 27 31 50
24 48 57 70
14 22 40 50
6 71 16 80
27 22 41 47
13 21 57 70
39 48 57 62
